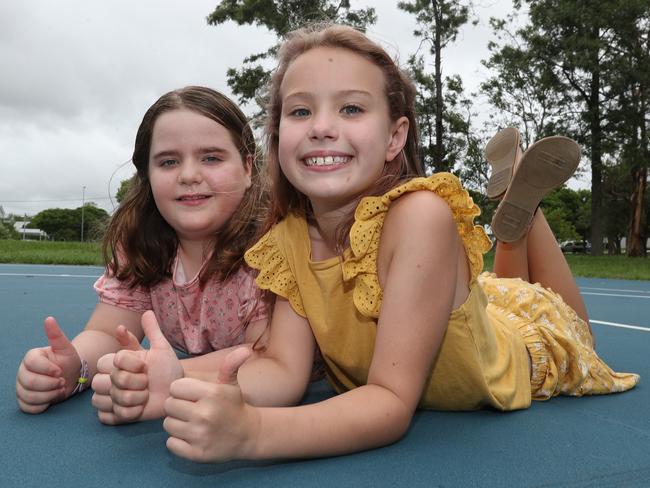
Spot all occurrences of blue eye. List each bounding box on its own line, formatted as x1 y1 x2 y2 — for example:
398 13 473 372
342 105 362 115
203 155 221 163
291 108 310 117
160 159 177 167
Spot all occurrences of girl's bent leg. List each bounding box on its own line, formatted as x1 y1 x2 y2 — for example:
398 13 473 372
525 209 591 329
493 236 530 282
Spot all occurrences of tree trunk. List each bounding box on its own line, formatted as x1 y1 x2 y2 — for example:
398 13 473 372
434 7 445 172
627 165 647 257
626 77 648 257
588 27 604 256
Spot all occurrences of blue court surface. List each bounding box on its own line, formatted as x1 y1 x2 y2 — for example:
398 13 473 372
1 263 649 487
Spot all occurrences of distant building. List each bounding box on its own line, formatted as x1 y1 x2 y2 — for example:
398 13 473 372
13 221 48 240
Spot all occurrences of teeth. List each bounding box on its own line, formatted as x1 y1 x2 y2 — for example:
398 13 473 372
304 156 350 166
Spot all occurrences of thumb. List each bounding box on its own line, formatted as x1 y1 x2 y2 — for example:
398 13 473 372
141 310 171 350
115 325 142 351
216 347 252 386
43 317 74 354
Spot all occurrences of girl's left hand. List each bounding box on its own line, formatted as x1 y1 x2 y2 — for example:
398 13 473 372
163 347 259 462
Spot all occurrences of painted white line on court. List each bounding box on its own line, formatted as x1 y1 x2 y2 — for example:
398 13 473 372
581 292 650 299
0 272 100 279
581 287 650 295
591 320 650 332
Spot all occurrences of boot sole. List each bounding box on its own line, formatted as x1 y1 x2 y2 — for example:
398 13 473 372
486 127 520 199
491 136 580 243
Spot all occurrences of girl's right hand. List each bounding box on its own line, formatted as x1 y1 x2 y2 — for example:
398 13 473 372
91 311 183 424
16 317 82 414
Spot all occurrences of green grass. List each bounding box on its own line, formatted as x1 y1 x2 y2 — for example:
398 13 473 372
483 251 650 281
0 239 104 266
0 240 648 280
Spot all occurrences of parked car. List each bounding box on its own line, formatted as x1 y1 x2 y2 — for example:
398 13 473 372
560 240 591 253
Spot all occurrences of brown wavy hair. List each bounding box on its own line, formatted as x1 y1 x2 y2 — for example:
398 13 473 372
103 86 265 288
263 23 424 245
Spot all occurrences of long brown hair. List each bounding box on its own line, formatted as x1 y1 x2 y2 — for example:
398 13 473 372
263 23 424 246
103 86 265 288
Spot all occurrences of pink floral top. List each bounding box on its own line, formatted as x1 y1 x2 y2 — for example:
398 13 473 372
93 254 267 354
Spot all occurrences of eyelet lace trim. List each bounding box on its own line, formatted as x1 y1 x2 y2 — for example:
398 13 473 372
244 229 306 317
245 173 491 320
342 173 492 318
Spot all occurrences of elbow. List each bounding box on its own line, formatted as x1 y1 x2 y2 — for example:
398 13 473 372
388 406 414 442
373 392 415 444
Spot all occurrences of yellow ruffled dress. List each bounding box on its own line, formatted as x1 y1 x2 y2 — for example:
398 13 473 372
245 173 639 411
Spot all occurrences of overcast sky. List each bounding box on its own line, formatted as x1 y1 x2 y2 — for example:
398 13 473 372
1 0 526 217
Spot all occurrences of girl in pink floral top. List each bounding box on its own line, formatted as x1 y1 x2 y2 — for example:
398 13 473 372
16 87 268 423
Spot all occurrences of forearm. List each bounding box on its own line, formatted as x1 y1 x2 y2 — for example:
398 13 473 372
71 329 122 378
248 384 412 459
238 353 310 408
181 346 309 409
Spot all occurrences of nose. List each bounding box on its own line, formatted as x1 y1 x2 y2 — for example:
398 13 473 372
178 160 203 185
308 110 338 141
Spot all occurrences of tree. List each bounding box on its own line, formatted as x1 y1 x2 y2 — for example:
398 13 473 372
0 221 17 240
542 187 590 242
601 164 632 254
484 1 650 256
398 0 474 172
207 0 376 115
30 205 109 241
78 204 110 242
519 0 611 255
116 176 135 205
606 4 650 256
408 53 482 175
481 16 571 146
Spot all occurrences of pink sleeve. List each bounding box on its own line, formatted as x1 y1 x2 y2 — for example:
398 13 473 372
94 272 152 313
237 267 268 325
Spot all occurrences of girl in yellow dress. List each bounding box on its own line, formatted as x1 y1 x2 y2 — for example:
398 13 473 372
108 23 638 462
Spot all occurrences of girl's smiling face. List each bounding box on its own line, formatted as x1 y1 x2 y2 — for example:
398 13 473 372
148 109 252 243
277 47 408 216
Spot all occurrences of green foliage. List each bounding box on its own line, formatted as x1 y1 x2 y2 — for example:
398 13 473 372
541 187 590 240
30 204 109 242
398 0 472 44
398 1 475 174
207 0 376 112
0 221 17 240
116 176 135 204
484 0 650 256
409 55 481 174
600 163 632 253
480 17 570 145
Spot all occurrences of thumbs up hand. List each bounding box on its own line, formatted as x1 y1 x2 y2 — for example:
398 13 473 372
16 317 82 414
92 311 183 424
163 347 258 462
91 323 143 424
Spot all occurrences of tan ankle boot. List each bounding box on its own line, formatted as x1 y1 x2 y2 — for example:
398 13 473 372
491 136 580 243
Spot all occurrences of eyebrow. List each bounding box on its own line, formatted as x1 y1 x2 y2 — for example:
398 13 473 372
151 146 230 160
283 89 373 103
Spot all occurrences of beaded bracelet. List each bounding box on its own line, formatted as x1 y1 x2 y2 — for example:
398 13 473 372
71 358 89 395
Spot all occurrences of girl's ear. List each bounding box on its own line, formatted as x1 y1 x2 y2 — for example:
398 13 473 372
385 116 409 162
244 154 253 189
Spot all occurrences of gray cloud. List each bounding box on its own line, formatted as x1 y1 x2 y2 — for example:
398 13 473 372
0 0 514 217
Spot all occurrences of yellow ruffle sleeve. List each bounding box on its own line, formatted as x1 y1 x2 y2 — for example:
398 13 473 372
244 225 306 317
342 172 493 318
